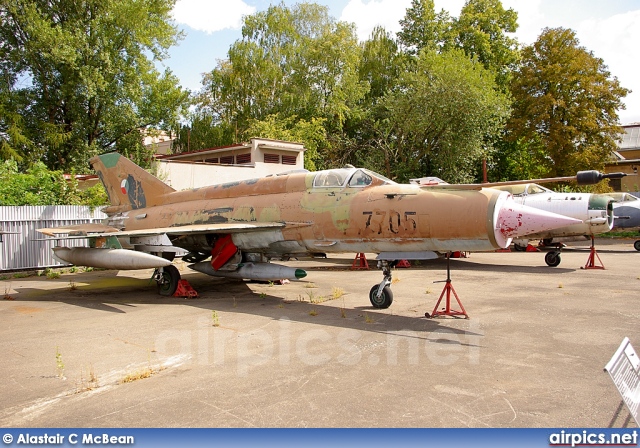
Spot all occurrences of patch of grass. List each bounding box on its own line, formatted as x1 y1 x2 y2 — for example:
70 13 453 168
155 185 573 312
364 313 375 324
76 365 99 393
259 292 267 299
340 307 347 318
309 309 318 316
4 285 14 300
425 288 432 295
391 276 400 284
120 367 155 384
85 267 93 272
44 268 60 280
558 283 564 289
331 287 345 300
12 272 32 279
306 289 326 303
69 266 78 273
55 346 65 379
277 303 285 309
600 231 640 238
305 283 318 289
68 281 77 291
211 310 220 327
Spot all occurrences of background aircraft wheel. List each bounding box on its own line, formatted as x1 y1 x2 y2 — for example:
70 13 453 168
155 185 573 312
513 244 526 252
157 265 180 296
369 285 393 309
634 240 640 251
544 251 561 267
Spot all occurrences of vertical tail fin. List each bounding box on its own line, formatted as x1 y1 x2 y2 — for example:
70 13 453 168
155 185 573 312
91 153 175 211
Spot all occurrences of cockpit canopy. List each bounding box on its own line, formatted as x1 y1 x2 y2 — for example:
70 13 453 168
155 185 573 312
494 183 552 196
607 192 640 203
312 168 395 188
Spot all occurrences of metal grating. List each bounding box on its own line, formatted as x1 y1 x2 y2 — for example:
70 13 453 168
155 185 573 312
264 153 280 164
282 155 297 165
0 206 108 271
604 337 640 426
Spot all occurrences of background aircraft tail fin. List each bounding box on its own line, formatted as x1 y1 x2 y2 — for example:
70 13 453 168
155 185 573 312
90 153 175 210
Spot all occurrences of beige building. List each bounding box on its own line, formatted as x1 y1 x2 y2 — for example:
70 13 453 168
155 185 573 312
605 123 640 192
153 138 307 190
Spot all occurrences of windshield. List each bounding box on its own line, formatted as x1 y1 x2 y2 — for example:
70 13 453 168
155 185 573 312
313 167 396 188
527 184 551 195
313 169 353 187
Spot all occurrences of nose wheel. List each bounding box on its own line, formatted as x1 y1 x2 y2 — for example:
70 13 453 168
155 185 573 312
544 251 562 267
369 260 395 309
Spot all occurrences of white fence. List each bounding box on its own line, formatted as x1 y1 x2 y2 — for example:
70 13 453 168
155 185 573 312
0 206 108 271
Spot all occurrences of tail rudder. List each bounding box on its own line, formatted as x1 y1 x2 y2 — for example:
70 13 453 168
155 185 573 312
91 153 175 210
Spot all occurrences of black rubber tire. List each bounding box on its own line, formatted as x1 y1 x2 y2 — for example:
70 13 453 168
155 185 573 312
634 240 640 252
544 251 561 267
157 265 180 296
541 238 554 246
513 244 527 252
369 284 393 309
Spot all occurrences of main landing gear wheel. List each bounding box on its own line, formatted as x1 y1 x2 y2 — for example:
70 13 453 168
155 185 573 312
513 244 527 252
634 240 640 252
156 265 180 296
544 251 561 267
369 284 393 309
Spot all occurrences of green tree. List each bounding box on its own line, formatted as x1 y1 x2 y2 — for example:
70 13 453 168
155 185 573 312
507 27 629 177
0 159 107 206
454 0 519 91
0 0 189 171
382 49 510 183
397 0 454 54
186 3 367 154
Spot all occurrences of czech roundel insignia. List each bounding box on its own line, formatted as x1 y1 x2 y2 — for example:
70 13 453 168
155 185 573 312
121 179 128 195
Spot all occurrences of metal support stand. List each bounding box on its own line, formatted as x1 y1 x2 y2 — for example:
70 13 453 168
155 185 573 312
583 236 605 270
426 253 468 319
351 253 369 270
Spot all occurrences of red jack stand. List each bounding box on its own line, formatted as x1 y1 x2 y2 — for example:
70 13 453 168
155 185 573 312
425 253 468 319
173 279 199 298
396 259 411 268
583 237 605 270
351 253 369 270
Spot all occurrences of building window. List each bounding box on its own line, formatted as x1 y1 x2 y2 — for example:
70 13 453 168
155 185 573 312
220 155 234 164
236 153 251 164
264 153 280 164
282 155 297 165
205 158 219 164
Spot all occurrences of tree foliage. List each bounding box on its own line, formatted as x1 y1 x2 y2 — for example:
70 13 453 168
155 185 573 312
381 49 510 183
507 27 629 177
455 0 519 90
177 2 367 155
0 0 189 171
0 160 107 206
397 0 454 54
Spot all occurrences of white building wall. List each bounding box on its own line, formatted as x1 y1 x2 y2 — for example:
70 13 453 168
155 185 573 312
155 161 305 190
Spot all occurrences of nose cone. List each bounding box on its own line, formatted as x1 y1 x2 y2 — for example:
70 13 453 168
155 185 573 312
495 200 582 244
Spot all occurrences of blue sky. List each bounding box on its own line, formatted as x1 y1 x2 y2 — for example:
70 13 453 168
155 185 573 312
162 0 640 124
